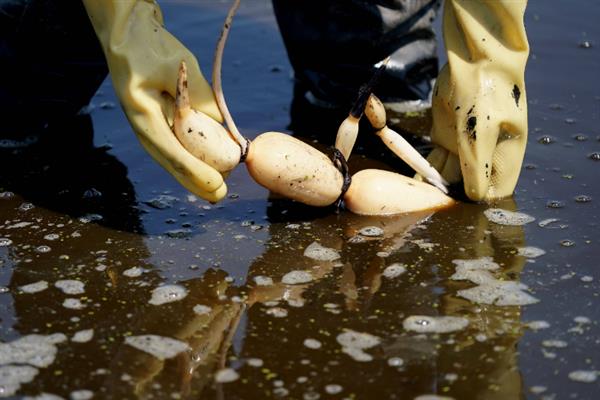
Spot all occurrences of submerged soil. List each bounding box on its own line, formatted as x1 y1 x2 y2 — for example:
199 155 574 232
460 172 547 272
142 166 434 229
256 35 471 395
0 1 598 399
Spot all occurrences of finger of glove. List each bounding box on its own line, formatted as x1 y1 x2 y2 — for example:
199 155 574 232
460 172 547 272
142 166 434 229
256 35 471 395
118 1 223 123
131 101 228 202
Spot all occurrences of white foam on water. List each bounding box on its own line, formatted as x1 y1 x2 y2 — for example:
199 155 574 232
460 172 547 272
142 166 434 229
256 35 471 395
70 390 93 400
55 280 85 295
451 257 539 306
382 263 406 279
71 329 94 343
457 281 539 306
253 276 274 286
23 393 65 400
246 358 263 367
403 316 469 334
281 271 313 285
325 384 343 394
303 242 340 261
122 267 144 278
0 365 38 398
214 368 239 383
124 335 189 360
484 208 535 226
542 340 568 348
387 357 404 367
193 305 212 315
358 226 384 237
414 395 455 400
303 339 322 349
266 307 288 318
517 247 546 258
63 299 86 310
19 281 49 294
336 330 380 362
568 370 597 383
526 320 550 330
148 285 188 305
0 334 67 368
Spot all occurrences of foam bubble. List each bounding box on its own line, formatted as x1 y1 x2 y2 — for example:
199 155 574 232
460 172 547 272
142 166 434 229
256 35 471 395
282 271 313 285
70 390 93 400
71 329 94 343
63 299 86 310
0 334 67 367
358 226 384 237
215 368 239 383
403 316 469 334
325 384 343 394
193 305 212 315
123 267 144 278
19 281 49 294
303 339 322 349
383 263 406 279
266 307 288 318
149 285 188 305
125 335 189 360
568 370 597 383
55 280 85 295
253 276 274 286
22 393 64 400
337 330 380 362
484 208 535 226
0 365 38 397
517 247 546 258
303 242 340 261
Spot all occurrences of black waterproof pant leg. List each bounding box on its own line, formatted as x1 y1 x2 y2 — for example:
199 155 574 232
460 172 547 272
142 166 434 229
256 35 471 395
0 0 107 137
272 0 441 111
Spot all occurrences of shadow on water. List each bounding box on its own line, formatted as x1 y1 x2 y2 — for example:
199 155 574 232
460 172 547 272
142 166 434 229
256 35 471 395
0 1 599 399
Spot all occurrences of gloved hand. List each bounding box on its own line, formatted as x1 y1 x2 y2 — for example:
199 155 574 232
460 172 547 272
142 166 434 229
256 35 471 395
82 0 229 202
425 0 529 201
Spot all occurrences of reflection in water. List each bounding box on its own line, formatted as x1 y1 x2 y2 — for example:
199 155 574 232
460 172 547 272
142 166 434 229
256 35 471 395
0 126 533 398
0 112 534 399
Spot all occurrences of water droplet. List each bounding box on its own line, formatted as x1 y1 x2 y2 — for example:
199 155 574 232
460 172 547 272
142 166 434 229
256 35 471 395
588 152 600 161
0 286 9 294
574 195 592 203
537 136 554 144
578 40 592 49
560 239 575 247
416 319 430 326
573 134 587 141
564 118 576 124
0 191 14 199
546 200 565 209
549 103 563 110
524 164 537 170
0 238 13 247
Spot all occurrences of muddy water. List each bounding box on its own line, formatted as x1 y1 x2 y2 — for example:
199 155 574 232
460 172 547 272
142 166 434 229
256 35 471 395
0 1 599 399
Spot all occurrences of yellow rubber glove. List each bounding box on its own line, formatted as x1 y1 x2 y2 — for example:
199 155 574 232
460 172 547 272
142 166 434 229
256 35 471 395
83 0 228 202
427 0 529 201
